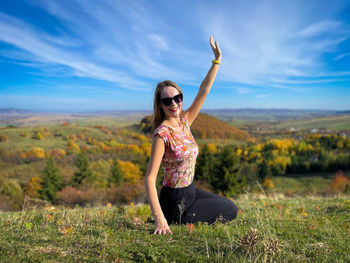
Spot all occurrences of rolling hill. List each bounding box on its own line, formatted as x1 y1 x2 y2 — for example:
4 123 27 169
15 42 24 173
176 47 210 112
139 113 250 141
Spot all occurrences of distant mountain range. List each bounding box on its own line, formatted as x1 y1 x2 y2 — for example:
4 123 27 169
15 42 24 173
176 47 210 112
202 108 350 122
1 108 349 114
0 108 32 114
0 108 349 122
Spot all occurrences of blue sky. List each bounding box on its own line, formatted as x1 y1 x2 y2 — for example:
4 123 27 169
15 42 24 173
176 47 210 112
0 0 349 111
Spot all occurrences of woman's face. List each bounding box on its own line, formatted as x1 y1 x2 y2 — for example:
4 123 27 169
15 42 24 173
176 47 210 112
160 86 182 118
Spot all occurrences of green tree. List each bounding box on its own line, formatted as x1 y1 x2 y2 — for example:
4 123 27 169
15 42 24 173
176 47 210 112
195 144 214 182
258 159 271 182
71 151 91 187
239 162 259 191
211 145 245 197
39 156 63 204
109 158 124 186
88 159 110 189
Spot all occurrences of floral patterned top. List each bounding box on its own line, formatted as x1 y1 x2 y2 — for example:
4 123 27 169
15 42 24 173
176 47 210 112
153 116 199 188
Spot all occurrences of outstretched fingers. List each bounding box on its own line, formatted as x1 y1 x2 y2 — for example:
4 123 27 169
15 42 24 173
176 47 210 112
210 35 215 48
153 227 173 235
209 36 222 60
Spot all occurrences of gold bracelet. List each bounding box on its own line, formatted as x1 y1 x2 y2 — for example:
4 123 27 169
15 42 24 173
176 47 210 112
212 59 220 65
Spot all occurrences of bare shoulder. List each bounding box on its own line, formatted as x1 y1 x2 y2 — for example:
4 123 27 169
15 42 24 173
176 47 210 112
152 134 165 147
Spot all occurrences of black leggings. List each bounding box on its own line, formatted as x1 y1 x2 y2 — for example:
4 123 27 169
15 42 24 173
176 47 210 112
159 182 238 225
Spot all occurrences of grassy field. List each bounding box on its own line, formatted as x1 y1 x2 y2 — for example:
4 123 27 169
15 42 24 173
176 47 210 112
0 124 143 152
271 172 338 196
0 115 145 128
274 115 350 131
1 194 349 263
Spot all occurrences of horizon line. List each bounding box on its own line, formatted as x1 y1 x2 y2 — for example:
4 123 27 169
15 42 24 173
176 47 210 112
0 107 349 113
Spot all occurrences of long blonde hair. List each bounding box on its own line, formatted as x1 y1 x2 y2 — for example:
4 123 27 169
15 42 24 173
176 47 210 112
151 80 183 133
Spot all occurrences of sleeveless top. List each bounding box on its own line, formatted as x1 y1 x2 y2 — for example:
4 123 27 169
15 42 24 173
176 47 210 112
152 117 199 188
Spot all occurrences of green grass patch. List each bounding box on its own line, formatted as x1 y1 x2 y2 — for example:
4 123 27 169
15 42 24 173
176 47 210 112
271 172 339 196
275 115 350 131
1 196 349 262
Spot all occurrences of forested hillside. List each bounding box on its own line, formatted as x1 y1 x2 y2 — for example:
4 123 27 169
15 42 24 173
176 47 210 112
140 113 250 141
0 113 349 212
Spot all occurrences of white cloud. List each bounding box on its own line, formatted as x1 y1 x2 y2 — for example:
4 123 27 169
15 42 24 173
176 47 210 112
0 0 349 99
295 21 342 38
0 12 151 91
234 87 251 94
147 34 169 51
255 94 270 98
197 1 349 88
334 52 350 61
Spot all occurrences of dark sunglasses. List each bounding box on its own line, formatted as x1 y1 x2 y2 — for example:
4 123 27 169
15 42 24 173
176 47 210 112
160 93 183 106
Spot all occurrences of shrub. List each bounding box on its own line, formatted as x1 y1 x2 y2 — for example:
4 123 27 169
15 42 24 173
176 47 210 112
33 131 44 140
0 135 8 142
0 179 23 209
28 147 46 159
207 143 217 153
24 176 42 198
57 186 105 207
263 177 275 189
49 149 66 159
67 140 80 154
17 151 27 159
0 194 17 211
21 131 29 138
106 182 146 205
22 196 50 210
329 170 350 193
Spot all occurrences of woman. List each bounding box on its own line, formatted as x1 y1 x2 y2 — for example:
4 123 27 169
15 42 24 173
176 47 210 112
145 36 238 235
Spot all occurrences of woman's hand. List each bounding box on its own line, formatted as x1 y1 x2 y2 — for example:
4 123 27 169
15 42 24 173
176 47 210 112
210 35 222 61
154 216 173 235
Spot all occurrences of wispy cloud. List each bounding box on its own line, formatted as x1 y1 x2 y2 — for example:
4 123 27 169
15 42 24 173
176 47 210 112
198 1 349 89
0 0 349 110
0 1 198 91
334 52 350 61
147 34 169 51
255 94 270 98
29 0 199 82
234 87 251 94
0 12 150 91
295 20 342 38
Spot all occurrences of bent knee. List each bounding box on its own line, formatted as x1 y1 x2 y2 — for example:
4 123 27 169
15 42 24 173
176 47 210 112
227 200 238 219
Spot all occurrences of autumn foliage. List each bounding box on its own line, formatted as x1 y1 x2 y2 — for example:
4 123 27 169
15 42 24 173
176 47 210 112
263 177 275 189
0 135 8 142
329 170 350 193
140 113 250 140
27 147 46 159
24 176 42 198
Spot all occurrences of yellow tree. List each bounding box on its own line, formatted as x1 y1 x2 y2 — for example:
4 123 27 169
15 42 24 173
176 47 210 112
24 176 42 198
118 160 142 185
28 147 46 159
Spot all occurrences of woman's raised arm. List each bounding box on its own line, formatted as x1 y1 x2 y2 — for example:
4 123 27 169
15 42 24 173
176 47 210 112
182 35 222 127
